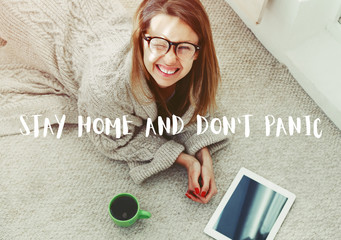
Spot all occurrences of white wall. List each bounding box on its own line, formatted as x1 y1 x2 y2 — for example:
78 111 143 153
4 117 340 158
225 0 341 130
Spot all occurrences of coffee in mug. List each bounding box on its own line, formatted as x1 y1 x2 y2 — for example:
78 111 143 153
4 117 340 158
109 193 151 227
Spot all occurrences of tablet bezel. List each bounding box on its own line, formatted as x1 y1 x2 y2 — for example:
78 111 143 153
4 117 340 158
204 167 296 240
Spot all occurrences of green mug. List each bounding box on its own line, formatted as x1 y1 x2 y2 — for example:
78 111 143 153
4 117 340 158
108 193 151 227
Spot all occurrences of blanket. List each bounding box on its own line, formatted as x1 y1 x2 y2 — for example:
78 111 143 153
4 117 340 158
1 0 340 239
0 0 129 136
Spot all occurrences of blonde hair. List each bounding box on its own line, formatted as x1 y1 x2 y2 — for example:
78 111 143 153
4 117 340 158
131 0 220 122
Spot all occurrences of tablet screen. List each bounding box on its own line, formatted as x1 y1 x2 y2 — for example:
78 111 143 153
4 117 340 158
204 168 295 240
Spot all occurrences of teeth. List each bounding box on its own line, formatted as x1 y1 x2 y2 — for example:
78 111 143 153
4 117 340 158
158 65 177 74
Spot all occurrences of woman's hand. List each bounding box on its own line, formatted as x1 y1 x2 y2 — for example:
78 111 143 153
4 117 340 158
176 148 217 204
194 147 218 203
176 152 202 202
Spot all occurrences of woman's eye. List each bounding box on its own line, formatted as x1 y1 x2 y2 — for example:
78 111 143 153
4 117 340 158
179 45 190 50
155 44 167 48
153 44 168 51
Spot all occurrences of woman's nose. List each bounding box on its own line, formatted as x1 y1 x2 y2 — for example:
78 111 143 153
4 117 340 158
163 46 177 64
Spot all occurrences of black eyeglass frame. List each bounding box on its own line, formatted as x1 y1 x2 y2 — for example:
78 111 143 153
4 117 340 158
143 35 200 58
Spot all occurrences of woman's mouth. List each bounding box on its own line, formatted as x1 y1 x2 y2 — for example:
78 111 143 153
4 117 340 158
156 64 180 76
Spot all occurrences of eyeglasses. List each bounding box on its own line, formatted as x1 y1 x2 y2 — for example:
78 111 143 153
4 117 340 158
143 35 200 61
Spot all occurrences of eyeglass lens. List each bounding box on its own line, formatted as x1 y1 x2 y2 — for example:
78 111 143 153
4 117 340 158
149 38 196 60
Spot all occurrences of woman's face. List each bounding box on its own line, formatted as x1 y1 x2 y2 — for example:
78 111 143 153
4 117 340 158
143 14 199 89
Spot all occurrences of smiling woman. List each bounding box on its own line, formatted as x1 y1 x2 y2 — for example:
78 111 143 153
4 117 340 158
131 0 221 122
0 0 228 204
128 0 226 203
142 14 199 93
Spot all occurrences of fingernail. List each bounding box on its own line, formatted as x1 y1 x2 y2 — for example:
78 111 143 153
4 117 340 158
201 191 206 197
185 193 192 199
195 188 200 194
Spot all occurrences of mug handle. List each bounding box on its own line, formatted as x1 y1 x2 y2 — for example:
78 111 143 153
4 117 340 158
138 210 151 219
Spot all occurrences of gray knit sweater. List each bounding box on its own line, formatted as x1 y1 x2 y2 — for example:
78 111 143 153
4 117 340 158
0 0 228 183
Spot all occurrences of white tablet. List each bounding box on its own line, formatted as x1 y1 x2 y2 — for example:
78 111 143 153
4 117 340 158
204 167 296 240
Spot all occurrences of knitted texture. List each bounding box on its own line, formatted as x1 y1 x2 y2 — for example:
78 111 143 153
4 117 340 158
0 0 228 183
1 0 341 239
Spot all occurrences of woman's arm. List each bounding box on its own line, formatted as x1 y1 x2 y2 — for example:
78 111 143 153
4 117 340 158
78 45 185 184
175 148 218 204
171 118 227 203
195 147 218 203
172 117 229 157
175 152 202 200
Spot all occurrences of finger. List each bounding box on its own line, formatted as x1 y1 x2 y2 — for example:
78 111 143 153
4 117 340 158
186 190 204 204
188 168 201 195
200 174 210 198
188 189 212 204
188 189 203 200
202 181 218 203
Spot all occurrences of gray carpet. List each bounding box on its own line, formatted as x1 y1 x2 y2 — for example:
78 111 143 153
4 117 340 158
1 0 340 239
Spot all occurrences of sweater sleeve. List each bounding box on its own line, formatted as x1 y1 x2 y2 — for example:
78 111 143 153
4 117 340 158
78 42 184 184
172 115 229 156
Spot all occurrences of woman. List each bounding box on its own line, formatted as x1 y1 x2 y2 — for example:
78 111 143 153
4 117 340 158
129 0 229 203
0 0 228 204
